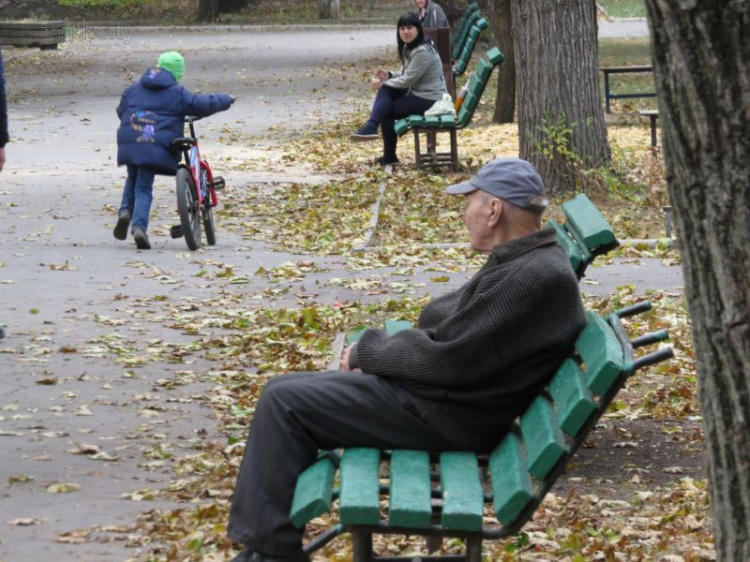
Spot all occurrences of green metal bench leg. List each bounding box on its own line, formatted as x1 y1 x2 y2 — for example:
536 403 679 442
466 536 482 562
352 530 373 562
450 129 458 171
413 130 423 169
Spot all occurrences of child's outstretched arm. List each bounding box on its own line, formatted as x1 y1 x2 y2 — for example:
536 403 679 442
181 90 234 118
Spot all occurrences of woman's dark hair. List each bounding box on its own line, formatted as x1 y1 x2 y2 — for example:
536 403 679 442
396 12 426 64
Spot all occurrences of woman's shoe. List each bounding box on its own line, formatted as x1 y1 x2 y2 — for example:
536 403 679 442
376 155 400 166
350 125 379 141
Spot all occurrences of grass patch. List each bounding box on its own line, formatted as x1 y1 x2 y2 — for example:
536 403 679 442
599 0 647 19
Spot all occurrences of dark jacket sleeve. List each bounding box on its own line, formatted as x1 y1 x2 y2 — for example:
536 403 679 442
0 47 9 148
180 89 233 118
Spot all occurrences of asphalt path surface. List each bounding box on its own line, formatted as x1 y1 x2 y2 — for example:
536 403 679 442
0 24 676 562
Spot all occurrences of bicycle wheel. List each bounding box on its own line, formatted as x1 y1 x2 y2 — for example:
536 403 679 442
201 170 217 246
176 167 201 251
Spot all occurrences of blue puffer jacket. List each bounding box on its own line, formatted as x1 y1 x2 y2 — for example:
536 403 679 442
116 67 233 175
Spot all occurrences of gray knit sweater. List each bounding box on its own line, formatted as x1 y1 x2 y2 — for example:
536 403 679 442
351 228 585 450
384 42 446 101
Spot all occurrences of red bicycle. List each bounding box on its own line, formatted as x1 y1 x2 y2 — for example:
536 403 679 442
170 116 225 250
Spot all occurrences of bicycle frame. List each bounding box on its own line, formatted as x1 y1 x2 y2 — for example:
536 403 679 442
177 117 218 209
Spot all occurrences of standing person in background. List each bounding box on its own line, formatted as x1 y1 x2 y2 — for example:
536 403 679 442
414 0 450 30
350 12 446 166
0 46 8 173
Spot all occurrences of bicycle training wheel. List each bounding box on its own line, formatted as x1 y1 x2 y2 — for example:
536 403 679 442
201 170 217 246
176 167 202 251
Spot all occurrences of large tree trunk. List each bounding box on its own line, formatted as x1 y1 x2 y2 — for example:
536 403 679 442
511 0 609 195
479 0 515 123
643 2 750 559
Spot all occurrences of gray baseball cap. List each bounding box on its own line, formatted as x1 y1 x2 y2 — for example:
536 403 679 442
445 157 549 211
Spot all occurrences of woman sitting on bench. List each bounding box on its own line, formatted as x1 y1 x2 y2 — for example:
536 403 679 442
350 12 447 166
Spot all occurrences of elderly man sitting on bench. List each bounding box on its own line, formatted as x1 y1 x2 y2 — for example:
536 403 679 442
227 157 587 562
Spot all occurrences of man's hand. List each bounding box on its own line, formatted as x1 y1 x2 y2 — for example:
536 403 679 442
340 344 362 373
0 147 5 172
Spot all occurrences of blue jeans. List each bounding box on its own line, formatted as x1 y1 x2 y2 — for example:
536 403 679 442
369 86 436 159
119 165 156 233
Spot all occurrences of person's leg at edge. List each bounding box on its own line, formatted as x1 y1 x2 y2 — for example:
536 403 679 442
381 94 436 164
131 166 156 234
353 86 407 138
227 371 457 558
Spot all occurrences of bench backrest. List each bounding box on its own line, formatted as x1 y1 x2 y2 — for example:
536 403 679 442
452 3 481 60
547 193 620 279
453 17 490 77
456 46 505 127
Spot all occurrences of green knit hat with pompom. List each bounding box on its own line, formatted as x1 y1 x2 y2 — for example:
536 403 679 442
157 51 185 82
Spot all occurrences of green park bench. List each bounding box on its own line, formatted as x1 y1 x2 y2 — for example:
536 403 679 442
291 301 673 561
451 3 481 61
288 196 653 561
394 46 505 171
452 17 490 78
548 193 620 279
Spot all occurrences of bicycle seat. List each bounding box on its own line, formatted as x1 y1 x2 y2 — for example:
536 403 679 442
171 137 197 150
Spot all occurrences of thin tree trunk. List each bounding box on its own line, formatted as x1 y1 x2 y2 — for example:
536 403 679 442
644 2 750 559
512 0 609 195
479 0 515 123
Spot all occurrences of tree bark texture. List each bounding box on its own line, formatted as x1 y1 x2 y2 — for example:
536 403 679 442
479 0 515 123
644 2 750 559
511 0 609 195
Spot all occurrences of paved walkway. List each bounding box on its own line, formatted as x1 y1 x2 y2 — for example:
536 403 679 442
0 26 675 562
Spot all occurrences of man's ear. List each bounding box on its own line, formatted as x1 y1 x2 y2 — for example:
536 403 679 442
487 198 503 227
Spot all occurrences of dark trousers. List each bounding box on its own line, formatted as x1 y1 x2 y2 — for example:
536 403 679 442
227 371 457 556
369 86 435 159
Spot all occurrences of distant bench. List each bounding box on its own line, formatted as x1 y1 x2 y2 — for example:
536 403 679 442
600 65 655 113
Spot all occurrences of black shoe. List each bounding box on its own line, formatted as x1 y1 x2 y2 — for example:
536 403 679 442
113 210 131 240
350 125 379 141
133 228 151 250
377 155 400 166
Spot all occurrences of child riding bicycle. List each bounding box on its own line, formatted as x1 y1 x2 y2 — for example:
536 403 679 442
114 51 234 249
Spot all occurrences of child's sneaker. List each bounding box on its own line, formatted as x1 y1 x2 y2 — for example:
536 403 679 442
133 227 151 250
113 210 131 240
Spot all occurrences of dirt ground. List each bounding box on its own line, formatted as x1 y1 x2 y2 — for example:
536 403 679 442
0 26 702 562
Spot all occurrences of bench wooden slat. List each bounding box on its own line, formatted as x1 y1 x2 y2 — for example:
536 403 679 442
452 7 481 60
440 452 484 531
339 448 381 525
548 220 585 272
384 319 412 335
290 454 337 528
576 311 626 395
548 358 596 437
520 396 568 480
562 194 618 251
389 450 432 529
489 433 534 525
